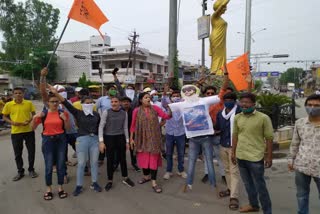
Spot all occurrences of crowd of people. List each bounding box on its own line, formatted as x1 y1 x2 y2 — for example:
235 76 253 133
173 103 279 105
1 66 320 214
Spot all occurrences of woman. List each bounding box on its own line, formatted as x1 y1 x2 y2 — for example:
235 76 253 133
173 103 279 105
32 93 70 200
130 92 172 193
48 84 102 197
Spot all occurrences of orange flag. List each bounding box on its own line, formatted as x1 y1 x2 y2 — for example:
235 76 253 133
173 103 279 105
68 0 109 38
226 53 251 91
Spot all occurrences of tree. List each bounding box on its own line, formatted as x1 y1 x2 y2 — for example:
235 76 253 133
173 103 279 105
78 73 92 88
279 67 304 87
171 51 180 90
0 0 60 81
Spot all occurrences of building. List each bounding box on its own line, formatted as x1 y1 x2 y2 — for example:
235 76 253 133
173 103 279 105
56 35 197 90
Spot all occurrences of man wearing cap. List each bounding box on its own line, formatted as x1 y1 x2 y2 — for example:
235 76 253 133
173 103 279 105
70 87 83 103
150 90 162 108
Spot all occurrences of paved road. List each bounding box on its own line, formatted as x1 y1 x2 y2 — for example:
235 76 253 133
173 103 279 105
0 101 319 214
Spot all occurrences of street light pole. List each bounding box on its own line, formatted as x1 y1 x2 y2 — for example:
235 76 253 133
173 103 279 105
201 0 207 68
168 0 178 81
244 0 252 59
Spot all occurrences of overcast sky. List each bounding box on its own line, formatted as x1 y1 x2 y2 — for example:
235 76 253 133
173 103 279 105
5 0 320 72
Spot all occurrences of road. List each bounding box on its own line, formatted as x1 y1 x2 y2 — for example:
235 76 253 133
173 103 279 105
0 100 319 214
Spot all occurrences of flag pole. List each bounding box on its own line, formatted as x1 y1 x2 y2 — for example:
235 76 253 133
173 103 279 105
47 18 71 68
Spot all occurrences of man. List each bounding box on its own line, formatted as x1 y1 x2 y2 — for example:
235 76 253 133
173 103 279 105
96 85 116 115
120 96 140 172
72 88 96 111
215 92 241 210
288 94 320 214
232 92 273 214
169 85 220 194
70 87 83 103
2 87 38 181
162 90 187 180
150 90 162 107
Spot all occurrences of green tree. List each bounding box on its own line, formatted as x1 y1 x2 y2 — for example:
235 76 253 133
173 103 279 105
171 51 180 89
78 73 92 88
279 67 304 87
0 0 60 81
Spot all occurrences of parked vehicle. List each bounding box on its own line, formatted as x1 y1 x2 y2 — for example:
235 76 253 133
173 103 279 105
287 83 295 91
280 85 288 93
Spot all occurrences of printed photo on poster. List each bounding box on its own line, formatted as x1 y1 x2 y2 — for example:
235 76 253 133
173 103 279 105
183 105 209 131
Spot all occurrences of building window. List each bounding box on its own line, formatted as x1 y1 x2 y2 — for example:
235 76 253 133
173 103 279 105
121 61 132 68
157 65 161 74
108 64 116 69
148 63 153 73
140 62 144 69
92 61 100 69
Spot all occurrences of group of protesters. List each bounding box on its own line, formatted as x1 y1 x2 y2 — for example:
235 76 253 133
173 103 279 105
1 66 320 214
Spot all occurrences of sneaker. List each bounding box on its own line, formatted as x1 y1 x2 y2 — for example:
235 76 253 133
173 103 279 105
90 182 102 192
201 174 208 183
122 178 135 187
177 171 187 179
133 165 141 172
29 171 38 178
73 186 83 196
12 173 24 182
163 172 173 180
104 182 113 191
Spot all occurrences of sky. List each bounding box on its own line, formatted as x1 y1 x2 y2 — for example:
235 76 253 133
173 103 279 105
3 0 320 73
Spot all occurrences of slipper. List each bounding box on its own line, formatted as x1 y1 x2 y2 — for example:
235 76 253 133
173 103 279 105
152 185 162 193
43 192 53 201
229 198 239 210
138 177 151 184
219 189 230 198
239 205 260 213
58 190 68 199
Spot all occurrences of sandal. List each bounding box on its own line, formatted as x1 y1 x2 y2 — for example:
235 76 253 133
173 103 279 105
138 177 151 184
43 192 53 201
219 189 230 198
152 185 162 193
239 205 260 213
229 198 239 210
58 190 68 199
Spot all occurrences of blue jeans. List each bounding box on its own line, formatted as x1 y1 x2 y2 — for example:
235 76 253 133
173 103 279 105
238 159 272 214
187 136 216 187
295 171 320 214
42 134 66 186
165 134 186 173
76 135 99 186
204 136 225 176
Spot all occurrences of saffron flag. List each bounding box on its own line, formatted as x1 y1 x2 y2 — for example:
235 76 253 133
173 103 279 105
68 0 109 38
226 53 251 91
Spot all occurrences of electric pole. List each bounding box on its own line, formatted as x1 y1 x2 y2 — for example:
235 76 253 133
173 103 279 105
168 0 178 80
129 30 139 76
244 0 252 59
201 0 207 68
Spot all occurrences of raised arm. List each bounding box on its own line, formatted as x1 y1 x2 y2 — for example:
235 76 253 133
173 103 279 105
221 64 230 90
98 110 107 142
39 67 49 103
113 68 125 97
153 105 172 120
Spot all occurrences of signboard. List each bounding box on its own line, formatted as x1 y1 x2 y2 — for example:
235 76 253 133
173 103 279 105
123 75 136 84
197 15 210 40
255 71 280 77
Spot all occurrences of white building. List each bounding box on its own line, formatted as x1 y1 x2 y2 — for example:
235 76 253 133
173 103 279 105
56 35 196 90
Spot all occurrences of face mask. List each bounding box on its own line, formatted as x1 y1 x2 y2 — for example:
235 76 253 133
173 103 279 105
171 97 181 103
59 91 67 99
152 96 159 102
125 89 135 100
109 89 117 96
82 104 94 116
241 106 255 114
224 101 235 109
305 107 320 117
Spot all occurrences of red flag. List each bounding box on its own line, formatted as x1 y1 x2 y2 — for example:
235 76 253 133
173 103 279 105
226 53 252 91
68 0 109 38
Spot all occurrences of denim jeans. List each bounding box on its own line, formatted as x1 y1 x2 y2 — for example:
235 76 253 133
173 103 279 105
295 171 320 214
187 136 216 187
76 135 99 186
166 134 186 173
42 134 66 186
238 159 272 214
204 135 225 176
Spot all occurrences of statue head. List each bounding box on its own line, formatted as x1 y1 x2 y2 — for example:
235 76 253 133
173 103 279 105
181 85 200 102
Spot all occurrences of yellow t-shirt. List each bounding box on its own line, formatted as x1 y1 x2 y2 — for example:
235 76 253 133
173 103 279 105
72 101 97 111
2 99 36 134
